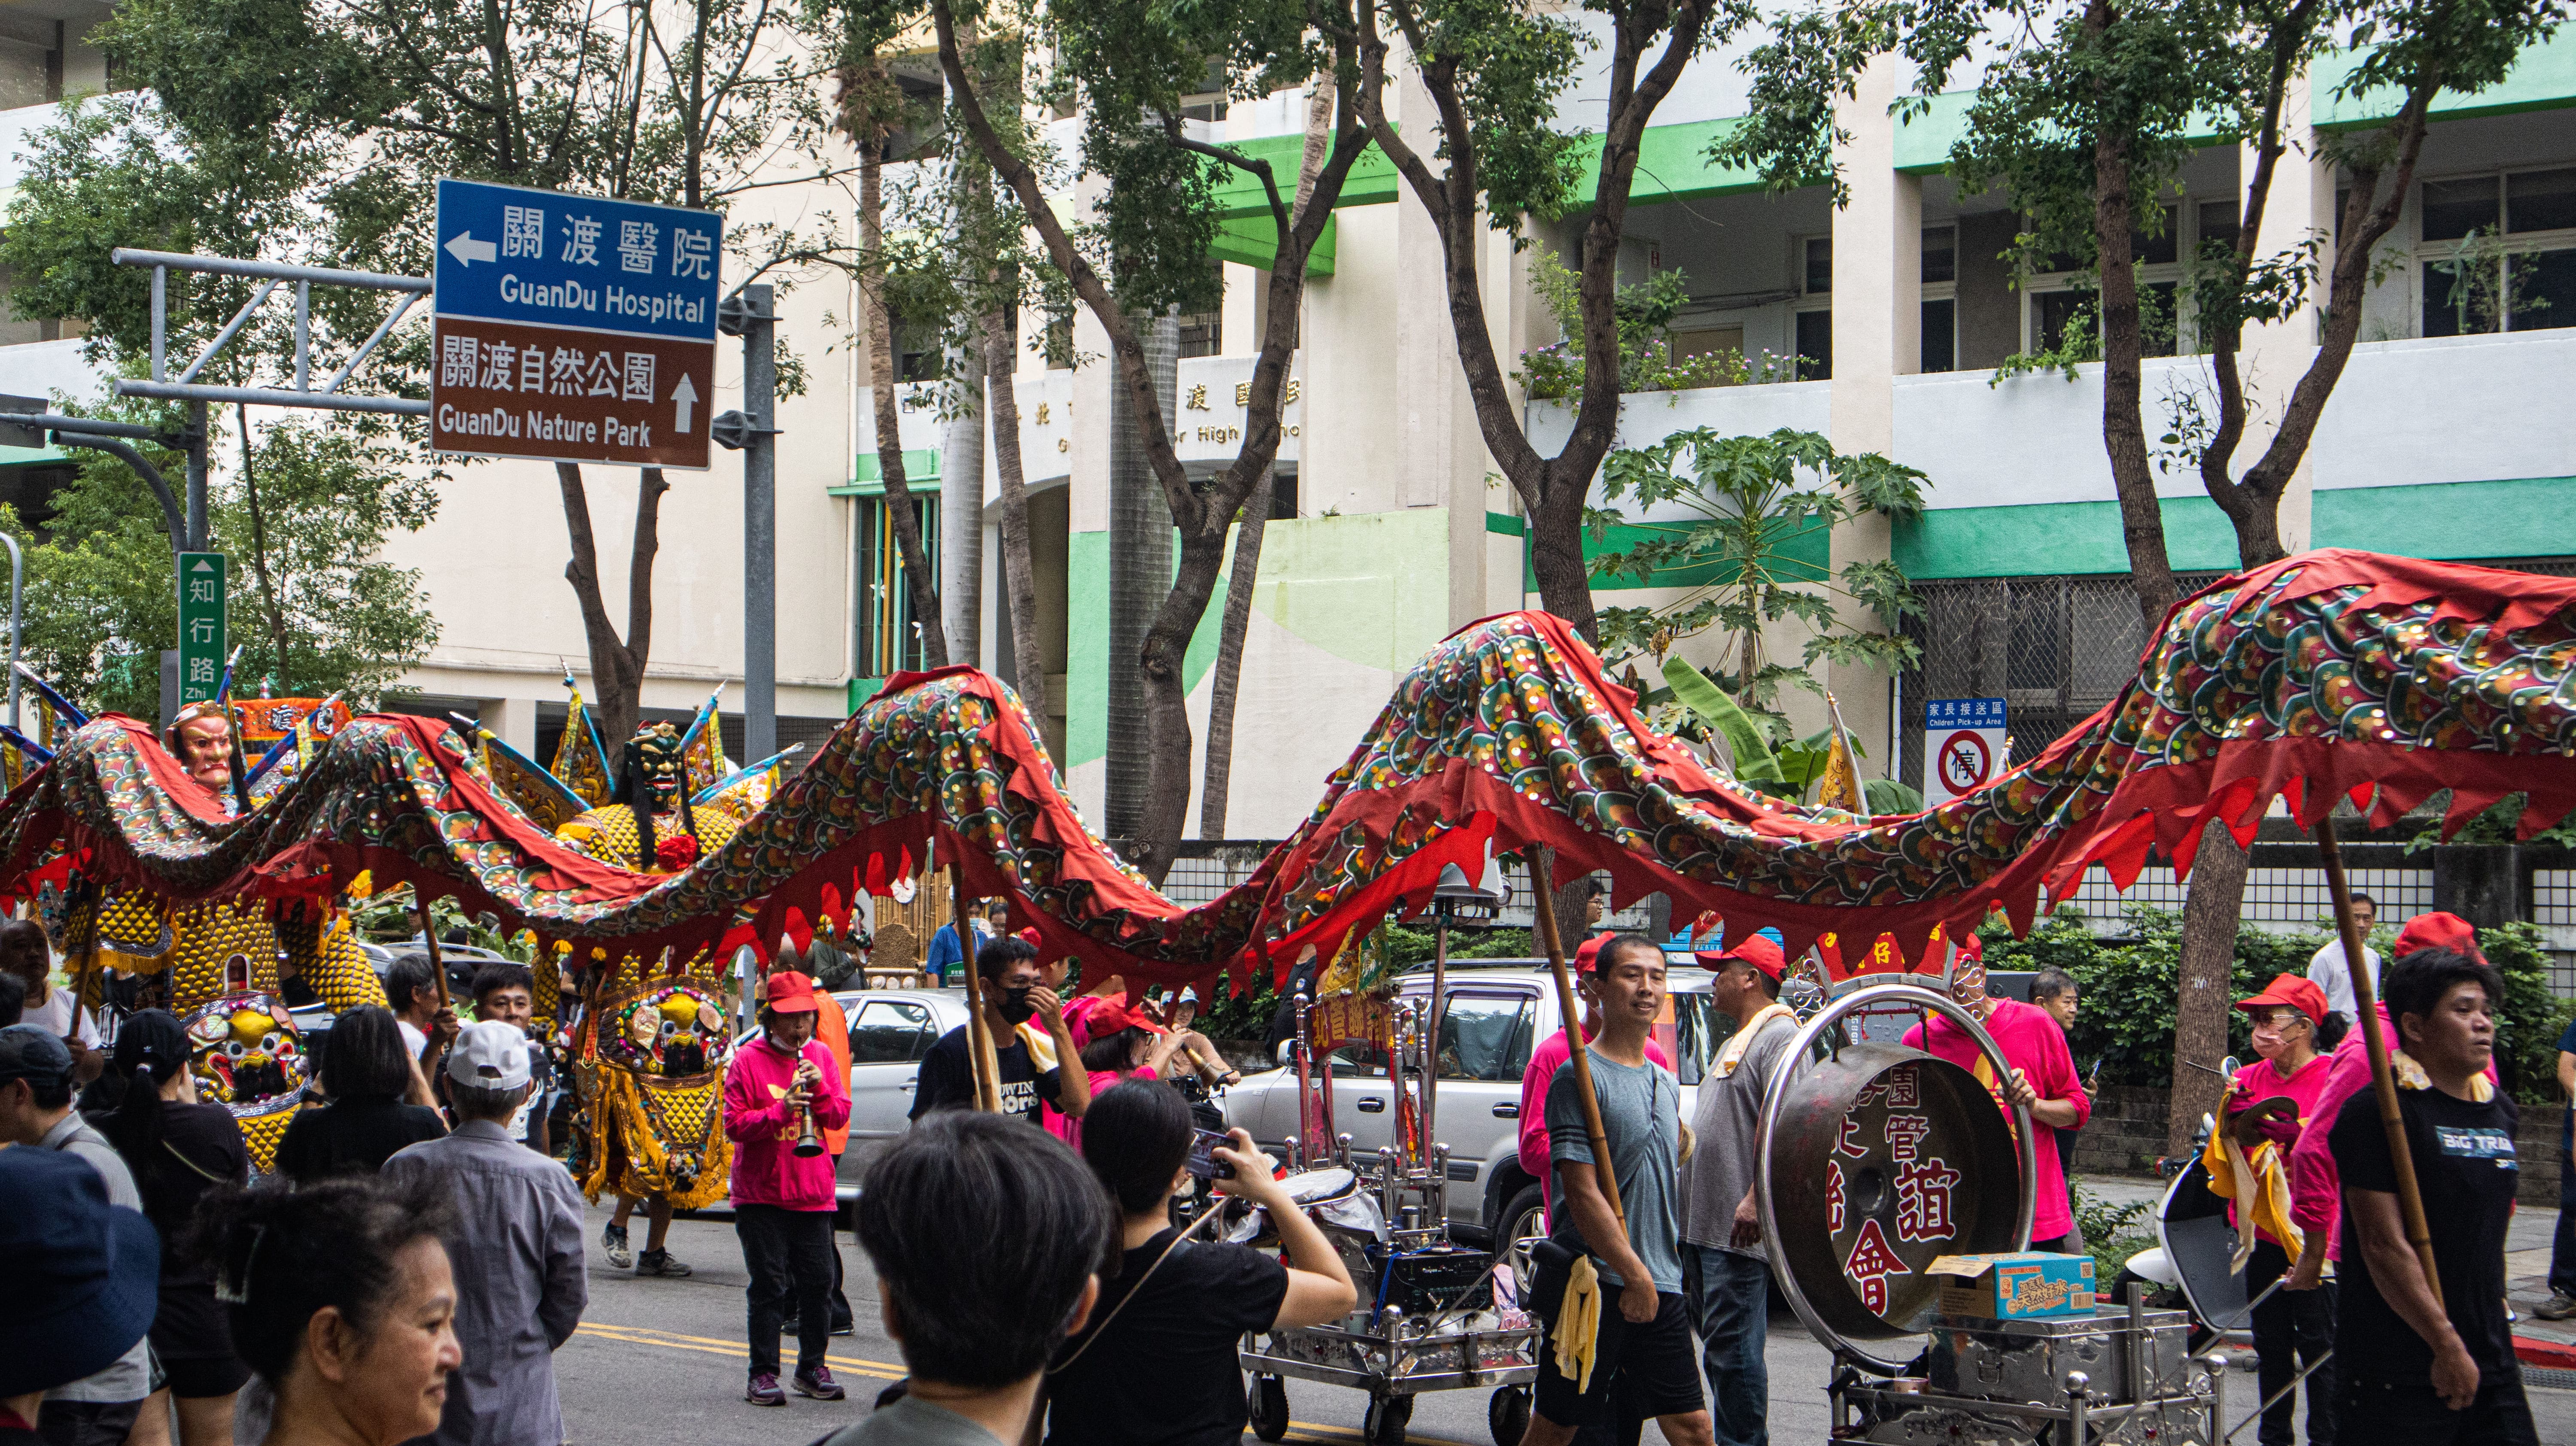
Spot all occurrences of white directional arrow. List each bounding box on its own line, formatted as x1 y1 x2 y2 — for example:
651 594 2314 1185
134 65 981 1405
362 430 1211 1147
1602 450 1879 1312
444 231 497 267
671 372 699 434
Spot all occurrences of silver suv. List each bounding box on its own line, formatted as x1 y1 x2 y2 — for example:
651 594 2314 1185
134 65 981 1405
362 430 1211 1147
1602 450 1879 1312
1219 959 1727 1252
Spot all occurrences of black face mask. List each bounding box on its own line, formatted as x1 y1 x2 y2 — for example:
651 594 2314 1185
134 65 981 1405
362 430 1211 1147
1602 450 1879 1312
998 985 1037 1025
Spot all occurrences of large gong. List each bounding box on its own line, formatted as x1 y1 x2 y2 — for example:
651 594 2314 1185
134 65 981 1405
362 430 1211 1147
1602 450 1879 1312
1758 984 2033 1371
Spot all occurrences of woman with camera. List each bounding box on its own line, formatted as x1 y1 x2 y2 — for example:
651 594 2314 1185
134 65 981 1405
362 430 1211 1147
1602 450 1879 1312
1044 1080 1355 1446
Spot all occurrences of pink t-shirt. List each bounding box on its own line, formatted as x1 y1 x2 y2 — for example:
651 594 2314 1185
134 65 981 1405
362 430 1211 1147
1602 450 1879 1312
1902 998 2092 1243
1517 1028 1672 1219
1044 1064 1156 1151
2223 1052 2335 1246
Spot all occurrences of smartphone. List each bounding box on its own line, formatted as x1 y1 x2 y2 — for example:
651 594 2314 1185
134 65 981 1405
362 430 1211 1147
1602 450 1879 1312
1185 1127 1235 1181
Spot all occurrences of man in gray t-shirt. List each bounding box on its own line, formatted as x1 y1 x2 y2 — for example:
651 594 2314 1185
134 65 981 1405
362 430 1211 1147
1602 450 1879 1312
1681 934 1796 1446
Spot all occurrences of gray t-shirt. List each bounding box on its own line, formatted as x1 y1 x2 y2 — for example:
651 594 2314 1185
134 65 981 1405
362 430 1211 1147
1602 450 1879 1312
43 1112 155 1404
811 1394 1007 1446
1680 1012 1798 1256
1546 1047 1683 1292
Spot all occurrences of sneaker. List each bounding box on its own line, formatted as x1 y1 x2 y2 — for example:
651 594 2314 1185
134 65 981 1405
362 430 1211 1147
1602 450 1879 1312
2537 1291 2576 1321
746 1373 785 1407
779 1315 800 1334
637 1248 693 1278
829 1316 854 1337
602 1224 633 1271
793 1366 847 1402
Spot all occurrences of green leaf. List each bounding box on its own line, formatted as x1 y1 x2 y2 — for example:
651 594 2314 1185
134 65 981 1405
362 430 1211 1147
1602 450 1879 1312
1660 656 1785 785
1863 778 1924 815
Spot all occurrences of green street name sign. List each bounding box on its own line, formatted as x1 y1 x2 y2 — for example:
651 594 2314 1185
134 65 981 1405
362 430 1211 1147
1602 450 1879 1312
177 552 226 703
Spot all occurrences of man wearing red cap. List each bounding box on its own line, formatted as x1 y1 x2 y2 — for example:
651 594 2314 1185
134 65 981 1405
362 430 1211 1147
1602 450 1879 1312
2225 974 2340 1446
1901 935 2092 1250
1680 931 1795 1446
721 969 853 1408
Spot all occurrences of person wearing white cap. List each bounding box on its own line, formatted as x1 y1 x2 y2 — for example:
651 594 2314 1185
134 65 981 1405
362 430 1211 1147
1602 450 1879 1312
380 1021 588 1446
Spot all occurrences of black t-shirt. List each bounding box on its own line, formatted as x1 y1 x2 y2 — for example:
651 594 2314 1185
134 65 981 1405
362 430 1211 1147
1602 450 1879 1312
909 1025 1062 1126
1045 1230 1291 1446
130 1100 251 1359
2328 1081 2519 1375
273 1096 447 1182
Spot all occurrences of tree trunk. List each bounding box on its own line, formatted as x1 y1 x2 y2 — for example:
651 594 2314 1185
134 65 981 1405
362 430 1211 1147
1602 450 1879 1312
939 328 986 667
1198 468 1273 838
554 462 665 747
1526 463 1600 643
2085 5 2178 633
859 126 948 670
984 307 1046 706
1139 515 1228 881
1106 309 1178 848
2168 821 2248 1156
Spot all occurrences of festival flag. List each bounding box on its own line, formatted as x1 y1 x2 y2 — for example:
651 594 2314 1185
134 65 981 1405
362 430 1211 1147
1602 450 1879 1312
551 670 613 807
1815 690 1867 814
677 685 727 795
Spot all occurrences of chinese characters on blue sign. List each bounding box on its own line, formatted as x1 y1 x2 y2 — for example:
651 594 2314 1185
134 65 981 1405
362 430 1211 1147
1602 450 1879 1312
430 178 719 469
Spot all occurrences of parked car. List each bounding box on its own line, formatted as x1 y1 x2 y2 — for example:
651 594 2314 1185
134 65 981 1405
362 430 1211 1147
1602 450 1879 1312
1220 958 1732 1255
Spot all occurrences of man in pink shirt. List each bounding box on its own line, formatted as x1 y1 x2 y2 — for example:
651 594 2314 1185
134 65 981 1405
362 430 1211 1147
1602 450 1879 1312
1516 935 1672 1224
722 971 853 1408
1901 939 2091 1249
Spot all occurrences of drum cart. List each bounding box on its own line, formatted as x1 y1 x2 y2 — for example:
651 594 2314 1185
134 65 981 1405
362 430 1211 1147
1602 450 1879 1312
1764 984 2224 1444
1239 868 1540 1446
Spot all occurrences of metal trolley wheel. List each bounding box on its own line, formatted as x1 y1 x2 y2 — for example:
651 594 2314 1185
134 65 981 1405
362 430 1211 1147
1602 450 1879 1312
1361 1392 1412 1444
1246 1374 1288 1442
1486 1385 1531 1446
1753 982 2037 1375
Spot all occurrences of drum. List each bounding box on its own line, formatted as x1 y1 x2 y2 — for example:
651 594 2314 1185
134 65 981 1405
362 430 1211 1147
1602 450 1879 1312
1225 1167 1388 1281
1759 984 2033 1369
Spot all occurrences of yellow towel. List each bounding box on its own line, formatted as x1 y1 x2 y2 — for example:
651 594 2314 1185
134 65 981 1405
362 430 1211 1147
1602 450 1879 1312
1715 1004 1795 1078
2200 1124 2302 1272
2392 1050 2494 1101
1552 1255 1603 1394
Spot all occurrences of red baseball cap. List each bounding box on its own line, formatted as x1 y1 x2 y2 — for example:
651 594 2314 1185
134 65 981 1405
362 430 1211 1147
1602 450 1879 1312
1574 935 1607 972
763 971 821 1015
1088 1001 1168 1036
1016 926 1042 948
2393 911 2484 964
2236 973 2329 1026
1951 932 1984 964
1697 934 1786 982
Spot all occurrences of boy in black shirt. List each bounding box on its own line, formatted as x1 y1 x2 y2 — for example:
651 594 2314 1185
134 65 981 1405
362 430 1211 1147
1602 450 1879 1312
2329 946 2537 1445
910 934 1092 1127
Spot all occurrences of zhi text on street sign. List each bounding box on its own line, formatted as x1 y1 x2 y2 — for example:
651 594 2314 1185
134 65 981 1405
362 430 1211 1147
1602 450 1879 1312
1926 696 2007 801
177 553 226 705
431 178 719 470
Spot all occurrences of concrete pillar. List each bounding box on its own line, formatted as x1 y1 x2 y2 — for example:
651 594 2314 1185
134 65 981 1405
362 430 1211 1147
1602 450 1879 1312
2236 74 2329 554
1826 55 1918 767
1222 261 1259 358
486 694 538 756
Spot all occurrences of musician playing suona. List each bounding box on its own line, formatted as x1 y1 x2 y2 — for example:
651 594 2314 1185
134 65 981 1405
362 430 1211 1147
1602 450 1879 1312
720 968 851 1410
1899 935 2091 1251
2328 948 2537 1444
1529 933 1715 1446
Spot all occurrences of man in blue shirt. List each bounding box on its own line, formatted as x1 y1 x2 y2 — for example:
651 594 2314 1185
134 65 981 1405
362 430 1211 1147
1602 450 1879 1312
921 900 996 985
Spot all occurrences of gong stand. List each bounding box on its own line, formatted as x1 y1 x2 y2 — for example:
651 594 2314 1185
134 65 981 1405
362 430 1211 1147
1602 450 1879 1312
2314 816 2443 1305
1527 850 1625 1232
950 863 1002 1114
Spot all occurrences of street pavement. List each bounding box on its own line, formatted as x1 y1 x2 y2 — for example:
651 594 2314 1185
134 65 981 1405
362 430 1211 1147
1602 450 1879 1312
556 1190 2576 1445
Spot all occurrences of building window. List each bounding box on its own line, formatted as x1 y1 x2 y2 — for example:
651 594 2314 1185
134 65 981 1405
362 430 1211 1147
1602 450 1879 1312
1801 236 1833 295
2417 167 2576 338
856 495 939 678
1921 226 1958 372
1177 260 1224 358
1794 309 1832 380
2022 203 2184 357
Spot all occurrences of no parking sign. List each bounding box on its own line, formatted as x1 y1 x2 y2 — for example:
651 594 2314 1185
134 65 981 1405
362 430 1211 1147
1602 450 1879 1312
1927 697 2007 799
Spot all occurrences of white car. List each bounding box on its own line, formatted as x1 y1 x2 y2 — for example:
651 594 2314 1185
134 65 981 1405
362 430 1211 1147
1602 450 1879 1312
1220 959 1728 1252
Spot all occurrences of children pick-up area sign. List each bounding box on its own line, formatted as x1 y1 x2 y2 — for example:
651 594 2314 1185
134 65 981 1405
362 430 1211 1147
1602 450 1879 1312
1927 697 2008 800
429 178 719 470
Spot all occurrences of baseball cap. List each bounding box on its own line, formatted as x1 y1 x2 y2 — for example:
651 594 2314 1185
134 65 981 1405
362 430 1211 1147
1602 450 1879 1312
0 1147 159 1397
1951 932 1984 964
1016 926 1042 948
764 970 821 1015
1088 1001 1169 1037
1574 935 1607 972
447 1020 533 1091
2393 911 2484 964
2236 974 2330 1026
0 1022 73 1085
1696 932 1787 982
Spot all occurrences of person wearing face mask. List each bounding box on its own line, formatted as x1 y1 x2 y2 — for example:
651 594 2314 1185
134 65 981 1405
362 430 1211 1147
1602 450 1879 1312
2220 976 2341 1446
908 935 1092 1128
723 970 852 1408
1899 935 2091 1251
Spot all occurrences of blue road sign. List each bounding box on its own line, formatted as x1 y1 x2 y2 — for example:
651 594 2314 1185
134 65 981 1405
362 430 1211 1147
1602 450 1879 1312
433 178 720 342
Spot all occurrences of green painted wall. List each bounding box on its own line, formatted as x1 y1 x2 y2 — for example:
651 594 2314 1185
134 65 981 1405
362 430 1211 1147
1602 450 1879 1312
2315 31 2576 128
1526 513 1832 592
1245 509 1455 671
1065 530 1111 769
1897 476 2576 579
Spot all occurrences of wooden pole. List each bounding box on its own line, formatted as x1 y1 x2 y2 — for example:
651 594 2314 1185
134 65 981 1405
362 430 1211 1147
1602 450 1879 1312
415 890 450 1008
2315 816 2442 1306
951 865 1001 1113
1528 850 1624 1230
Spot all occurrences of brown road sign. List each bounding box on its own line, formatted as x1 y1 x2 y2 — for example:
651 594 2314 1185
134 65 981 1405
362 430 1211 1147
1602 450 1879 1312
431 316 714 470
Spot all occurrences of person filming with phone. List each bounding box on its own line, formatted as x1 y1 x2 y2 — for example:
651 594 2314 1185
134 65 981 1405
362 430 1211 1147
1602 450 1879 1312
1042 1080 1356 1446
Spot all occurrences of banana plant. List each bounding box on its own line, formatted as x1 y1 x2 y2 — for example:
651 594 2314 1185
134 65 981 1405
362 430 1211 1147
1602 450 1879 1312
1660 656 1926 815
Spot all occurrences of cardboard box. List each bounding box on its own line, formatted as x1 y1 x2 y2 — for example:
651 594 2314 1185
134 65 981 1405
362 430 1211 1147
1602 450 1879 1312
1926 1252 2098 1320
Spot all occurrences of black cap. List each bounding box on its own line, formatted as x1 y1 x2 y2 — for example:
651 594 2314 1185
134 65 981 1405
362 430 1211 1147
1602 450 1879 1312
0 1022 72 1084
0 1147 160 1395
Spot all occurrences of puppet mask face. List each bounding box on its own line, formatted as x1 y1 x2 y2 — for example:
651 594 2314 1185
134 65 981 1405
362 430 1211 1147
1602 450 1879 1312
634 724 686 809
175 711 234 787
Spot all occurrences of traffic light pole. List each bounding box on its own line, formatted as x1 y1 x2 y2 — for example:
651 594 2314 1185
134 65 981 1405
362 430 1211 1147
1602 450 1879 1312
714 284 780 762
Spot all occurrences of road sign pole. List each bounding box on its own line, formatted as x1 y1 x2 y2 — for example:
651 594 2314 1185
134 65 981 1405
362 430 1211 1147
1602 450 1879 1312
740 284 777 762
184 401 208 551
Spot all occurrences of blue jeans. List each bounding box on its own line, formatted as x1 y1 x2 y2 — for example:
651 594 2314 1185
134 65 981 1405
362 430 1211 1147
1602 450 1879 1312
1687 1244 1769 1446
2553 1106 2576 1297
